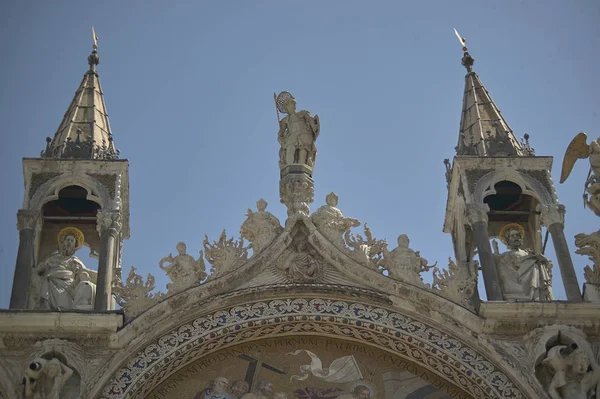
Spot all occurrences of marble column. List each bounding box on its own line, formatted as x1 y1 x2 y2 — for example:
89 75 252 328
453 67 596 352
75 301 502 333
9 210 40 309
466 204 503 301
95 210 122 311
541 204 582 301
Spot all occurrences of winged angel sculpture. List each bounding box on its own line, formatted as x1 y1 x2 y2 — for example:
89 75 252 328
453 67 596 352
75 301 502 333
560 132 600 216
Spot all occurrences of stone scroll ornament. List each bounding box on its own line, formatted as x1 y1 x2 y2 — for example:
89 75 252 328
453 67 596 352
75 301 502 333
113 266 162 319
159 242 207 295
203 230 248 277
240 199 283 256
275 91 320 169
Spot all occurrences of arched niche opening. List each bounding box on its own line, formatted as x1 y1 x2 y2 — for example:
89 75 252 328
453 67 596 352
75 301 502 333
484 180 543 254
36 185 102 277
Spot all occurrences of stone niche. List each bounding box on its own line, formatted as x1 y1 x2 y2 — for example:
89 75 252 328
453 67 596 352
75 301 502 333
147 336 460 399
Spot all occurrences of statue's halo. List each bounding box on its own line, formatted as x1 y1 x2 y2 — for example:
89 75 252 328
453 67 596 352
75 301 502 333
57 226 85 250
498 223 525 244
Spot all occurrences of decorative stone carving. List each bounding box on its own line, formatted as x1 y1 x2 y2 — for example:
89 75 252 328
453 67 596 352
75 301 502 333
443 158 452 188
276 91 320 169
310 192 360 249
16 209 40 231
466 203 489 225
344 223 386 269
159 242 207 294
574 231 600 302
23 357 74 399
113 266 162 319
203 230 248 277
280 173 314 217
541 343 600 399
276 239 324 282
540 204 566 227
431 258 478 308
379 234 435 286
96 210 122 236
560 133 600 216
240 199 283 255
492 224 553 301
32 227 97 310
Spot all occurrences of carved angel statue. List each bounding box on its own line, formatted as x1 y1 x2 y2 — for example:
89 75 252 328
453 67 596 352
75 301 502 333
379 234 436 286
33 227 97 310
560 132 600 216
113 266 162 318
492 223 553 301
542 343 600 399
203 230 248 277
240 199 283 255
24 357 74 399
276 91 320 169
159 242 207 294
310 192 360 249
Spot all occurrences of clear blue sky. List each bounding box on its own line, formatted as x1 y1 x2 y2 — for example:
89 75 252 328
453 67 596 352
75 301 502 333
1 1 599 307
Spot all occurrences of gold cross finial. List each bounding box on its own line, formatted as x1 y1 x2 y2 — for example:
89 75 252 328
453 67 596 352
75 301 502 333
453 28 467 52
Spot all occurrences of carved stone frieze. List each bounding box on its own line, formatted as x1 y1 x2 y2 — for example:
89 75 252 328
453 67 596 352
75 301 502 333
203 230 248 277
16 209 40 231
98 297 526 399
87 173 118 199
113 266 162 319
28 172 60 199
240 199 283 256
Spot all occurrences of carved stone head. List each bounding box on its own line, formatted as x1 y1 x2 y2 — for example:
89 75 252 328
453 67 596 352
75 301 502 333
276 91 296 115
325 192 339 207
504 228 524 249
59 235 79 257
571 349 592 374
176 242 186 255
397 234 410 248
256 198 268 212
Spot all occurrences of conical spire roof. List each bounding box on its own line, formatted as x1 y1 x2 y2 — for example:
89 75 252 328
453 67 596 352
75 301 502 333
456 51 532 157
41 45 119 160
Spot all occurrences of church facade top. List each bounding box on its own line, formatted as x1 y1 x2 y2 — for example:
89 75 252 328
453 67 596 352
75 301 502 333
2 30 600 399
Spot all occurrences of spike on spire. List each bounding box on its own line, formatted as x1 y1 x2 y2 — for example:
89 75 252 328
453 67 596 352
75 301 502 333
41 29 119 160
453 30 527 157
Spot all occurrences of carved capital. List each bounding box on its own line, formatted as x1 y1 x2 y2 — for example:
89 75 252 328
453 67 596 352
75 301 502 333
96 210 122 236
16 209 40 231
466 204 489 225
540 204 565 227
279 173 314 217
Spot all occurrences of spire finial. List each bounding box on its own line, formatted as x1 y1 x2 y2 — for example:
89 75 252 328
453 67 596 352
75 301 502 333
88 26 100 70
454 28 474 73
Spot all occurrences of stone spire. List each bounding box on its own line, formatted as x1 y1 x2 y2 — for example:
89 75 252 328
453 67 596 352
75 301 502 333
455 48 531 157
41 35 119 160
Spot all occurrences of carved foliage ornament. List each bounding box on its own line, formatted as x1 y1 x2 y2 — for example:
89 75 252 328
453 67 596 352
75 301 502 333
98 298 525 399
96 210 122 235
16 209 41 231
575 231 600 285
113 266 162 319
203 230 248 277
431 258 478 309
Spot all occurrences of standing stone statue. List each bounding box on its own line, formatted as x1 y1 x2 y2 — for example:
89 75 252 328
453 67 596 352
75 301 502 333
33 227 97 310
276 91 320 169
379 234 435 286
159 242 207 294
493 223 553 301
240 199 283 255
310 192 360 248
